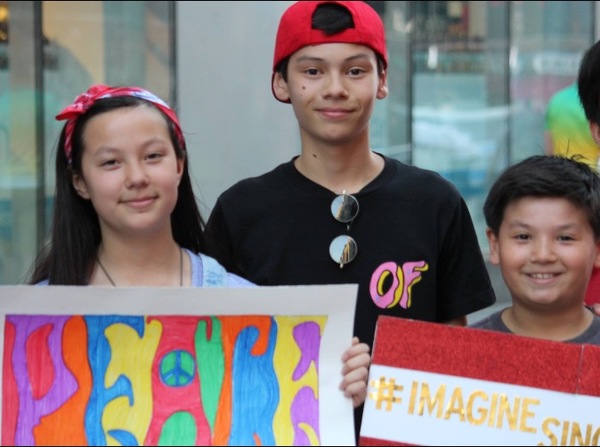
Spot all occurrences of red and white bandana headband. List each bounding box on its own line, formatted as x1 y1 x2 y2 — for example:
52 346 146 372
55 84 184 164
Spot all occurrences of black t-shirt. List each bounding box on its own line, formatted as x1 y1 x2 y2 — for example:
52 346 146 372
205 154 496 350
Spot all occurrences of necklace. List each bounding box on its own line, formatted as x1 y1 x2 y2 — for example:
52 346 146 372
96 248 183 287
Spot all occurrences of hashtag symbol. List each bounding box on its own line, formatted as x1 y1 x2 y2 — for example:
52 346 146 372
368 376 403 411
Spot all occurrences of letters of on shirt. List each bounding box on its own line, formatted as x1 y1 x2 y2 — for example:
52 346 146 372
369 261 429 309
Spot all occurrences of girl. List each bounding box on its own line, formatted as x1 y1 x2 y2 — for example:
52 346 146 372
29 84 248 287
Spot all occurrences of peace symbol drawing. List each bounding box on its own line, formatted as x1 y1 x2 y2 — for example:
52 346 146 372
159 349 196 387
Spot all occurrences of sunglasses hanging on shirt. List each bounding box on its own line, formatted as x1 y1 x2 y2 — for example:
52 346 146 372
329 191 359 268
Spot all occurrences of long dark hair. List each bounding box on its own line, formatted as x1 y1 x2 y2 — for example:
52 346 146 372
28 96 206 285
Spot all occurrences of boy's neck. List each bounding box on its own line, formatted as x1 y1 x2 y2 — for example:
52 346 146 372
501 304 594 342
295 143 384 194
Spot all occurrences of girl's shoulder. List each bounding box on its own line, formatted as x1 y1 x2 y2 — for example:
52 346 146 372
187 250 254 287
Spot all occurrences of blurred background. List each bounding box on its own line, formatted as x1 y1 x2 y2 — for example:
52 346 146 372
1 1 597 320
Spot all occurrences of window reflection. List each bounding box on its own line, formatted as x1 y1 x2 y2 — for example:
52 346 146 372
380 1 593 249
406 1 509 247
0 1 174 284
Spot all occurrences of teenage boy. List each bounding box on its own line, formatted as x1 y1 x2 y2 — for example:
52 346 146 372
204 1 496 432
206 0 495 367
470 155 600 344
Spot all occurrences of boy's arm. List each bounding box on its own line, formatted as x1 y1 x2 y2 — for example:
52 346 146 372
445 316 467 326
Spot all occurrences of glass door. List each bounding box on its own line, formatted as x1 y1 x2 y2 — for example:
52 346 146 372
0 1 41 284
0 1 176 284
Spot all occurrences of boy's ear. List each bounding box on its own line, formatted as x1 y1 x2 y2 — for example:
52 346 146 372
272 72 290 102
72 172 90 199
589 122 600 146
377 70 389 100
486 228 500 266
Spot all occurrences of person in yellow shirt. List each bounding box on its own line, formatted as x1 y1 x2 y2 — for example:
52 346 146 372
544 82 600 167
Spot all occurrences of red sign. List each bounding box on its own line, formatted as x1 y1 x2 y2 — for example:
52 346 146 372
360 316 600 446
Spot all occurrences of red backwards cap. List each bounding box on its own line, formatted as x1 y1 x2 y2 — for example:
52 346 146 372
272 1 387 103
272 1 387 70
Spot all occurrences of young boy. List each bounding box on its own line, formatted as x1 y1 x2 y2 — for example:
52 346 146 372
470 155 600 344
205 1 496 433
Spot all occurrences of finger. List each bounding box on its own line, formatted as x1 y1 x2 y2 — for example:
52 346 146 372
341 351 371 375
342 341 370 362
339 364 369 392
341 373 368 407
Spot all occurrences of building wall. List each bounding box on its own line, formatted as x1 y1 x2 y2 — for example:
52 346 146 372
177 1 299 218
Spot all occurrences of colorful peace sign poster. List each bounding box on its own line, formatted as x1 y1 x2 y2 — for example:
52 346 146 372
0 284 358 446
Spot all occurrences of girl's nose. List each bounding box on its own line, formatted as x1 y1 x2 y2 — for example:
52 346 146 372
124 162 149 188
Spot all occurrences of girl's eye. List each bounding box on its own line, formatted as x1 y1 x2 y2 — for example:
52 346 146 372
305 68 320 76
101 159 118 167
515 233 530 240
147 152 163 160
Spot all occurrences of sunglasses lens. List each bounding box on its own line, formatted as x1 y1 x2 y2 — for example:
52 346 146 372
331 194 359 223
329 235 357 266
